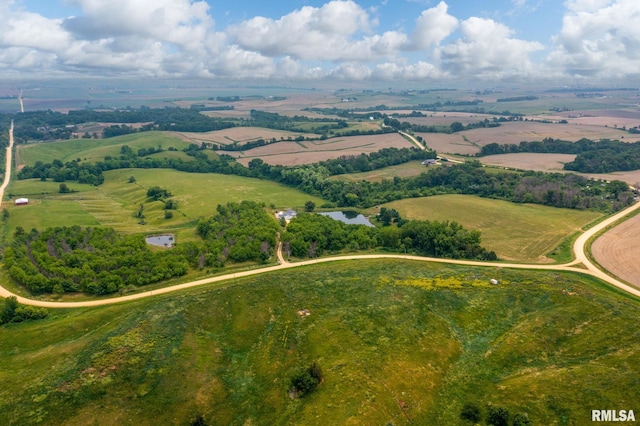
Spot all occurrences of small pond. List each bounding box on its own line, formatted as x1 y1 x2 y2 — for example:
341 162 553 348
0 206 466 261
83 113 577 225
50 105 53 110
319 211 374 227
145 234 175 248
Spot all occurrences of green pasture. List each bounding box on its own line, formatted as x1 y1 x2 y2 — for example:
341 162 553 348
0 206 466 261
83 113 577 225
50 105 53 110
378 195 602 262
332 161 427 182
1 260 638 425
2 169 324 239
17 131 192 166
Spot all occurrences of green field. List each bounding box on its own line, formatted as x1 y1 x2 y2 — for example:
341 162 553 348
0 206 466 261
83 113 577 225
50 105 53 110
378 195 602 262
17 131 192 166
1 260 638 425
331 161 427 182
3 169 324 240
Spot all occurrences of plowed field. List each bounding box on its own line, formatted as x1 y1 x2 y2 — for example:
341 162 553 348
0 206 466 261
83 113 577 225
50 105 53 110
592 214 640 288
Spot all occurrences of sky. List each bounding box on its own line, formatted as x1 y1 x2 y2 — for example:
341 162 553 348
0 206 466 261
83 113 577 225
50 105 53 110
0 0 638 85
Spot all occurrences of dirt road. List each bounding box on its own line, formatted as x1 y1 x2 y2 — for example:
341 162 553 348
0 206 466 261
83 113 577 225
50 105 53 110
0 120 14 207
0 121 639 308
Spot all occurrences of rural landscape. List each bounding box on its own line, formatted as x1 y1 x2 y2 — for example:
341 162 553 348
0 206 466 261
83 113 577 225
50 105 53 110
0 80 639 426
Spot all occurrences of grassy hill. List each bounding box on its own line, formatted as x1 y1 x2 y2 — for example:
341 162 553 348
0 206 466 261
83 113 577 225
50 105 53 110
1 260 638 425
17 131 193 166
4 169 324 240
377 195 602 263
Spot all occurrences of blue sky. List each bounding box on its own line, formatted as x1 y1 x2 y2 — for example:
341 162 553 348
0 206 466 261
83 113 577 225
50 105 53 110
1 0 638 84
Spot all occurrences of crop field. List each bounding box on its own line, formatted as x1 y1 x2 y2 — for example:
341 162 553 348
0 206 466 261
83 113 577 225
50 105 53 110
172 127 320 146
17 131 192 167
1 260 639 425
2 169 324 239
592 213 640 288
377 195 602 262
477 153 640 185
478 153 576 172
226 133 414 166
418 120 640 156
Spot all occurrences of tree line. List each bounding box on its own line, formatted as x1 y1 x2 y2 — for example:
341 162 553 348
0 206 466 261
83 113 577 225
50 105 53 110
18 142 635 213
478 137 640 173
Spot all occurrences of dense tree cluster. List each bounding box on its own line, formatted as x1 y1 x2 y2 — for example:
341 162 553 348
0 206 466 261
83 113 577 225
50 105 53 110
1 296 48 325
282 212 496 260
282 214 378 257
5 226 189 295
496 96 538 102
196 201 280 266
479 137 640 173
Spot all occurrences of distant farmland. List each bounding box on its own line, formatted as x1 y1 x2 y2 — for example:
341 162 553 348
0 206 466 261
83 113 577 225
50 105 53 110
172 127 319 146
225 133 414 166
419 120 640 156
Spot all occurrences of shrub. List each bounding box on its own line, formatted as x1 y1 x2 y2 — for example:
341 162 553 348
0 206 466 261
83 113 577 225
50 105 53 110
487 406 510 426
460 402 481 423
290 362 324 397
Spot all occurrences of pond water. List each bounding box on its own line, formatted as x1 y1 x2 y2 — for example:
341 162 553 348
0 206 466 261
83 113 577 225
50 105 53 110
145 234 175 248
319 211 374 227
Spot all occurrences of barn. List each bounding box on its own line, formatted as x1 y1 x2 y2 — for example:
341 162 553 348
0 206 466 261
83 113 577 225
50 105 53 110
15 198 29 205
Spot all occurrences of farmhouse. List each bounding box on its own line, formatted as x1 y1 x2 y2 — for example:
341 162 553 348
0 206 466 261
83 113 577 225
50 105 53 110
421 159 437 166
15 198 29 205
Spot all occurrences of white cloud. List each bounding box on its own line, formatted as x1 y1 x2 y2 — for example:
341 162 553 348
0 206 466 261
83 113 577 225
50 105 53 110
0 0 636 83
228 1 375 61
372 61 445 80
547 0 640 78
438 17 544 78
411 1 458 50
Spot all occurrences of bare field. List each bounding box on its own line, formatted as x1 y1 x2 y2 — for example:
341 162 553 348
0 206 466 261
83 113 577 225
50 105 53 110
479 153 640 185
418 133 480 155
172 127 319 145
225 133 413 166
404 111 499 126
592 214 640 288
419 120 640 156
479 153 576 172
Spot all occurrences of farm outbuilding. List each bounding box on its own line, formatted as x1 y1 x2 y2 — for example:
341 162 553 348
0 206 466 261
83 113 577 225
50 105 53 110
15 198 29 205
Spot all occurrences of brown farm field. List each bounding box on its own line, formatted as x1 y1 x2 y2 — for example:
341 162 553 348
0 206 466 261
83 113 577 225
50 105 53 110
479 153 576 172
172 127 319 146
479 153 640 185
419 120 640 156
591 213 640 288
224 133 414 166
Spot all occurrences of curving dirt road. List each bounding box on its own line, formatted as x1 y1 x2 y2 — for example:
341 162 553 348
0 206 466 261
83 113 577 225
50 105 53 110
1 121 639 308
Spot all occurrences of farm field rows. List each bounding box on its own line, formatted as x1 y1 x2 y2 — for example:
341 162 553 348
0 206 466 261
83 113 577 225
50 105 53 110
225 132 414 166
419 120 640 156
377 195 602 262
592 213 640 288
1 260 639 425
478 153 640 185
172 127 320 146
